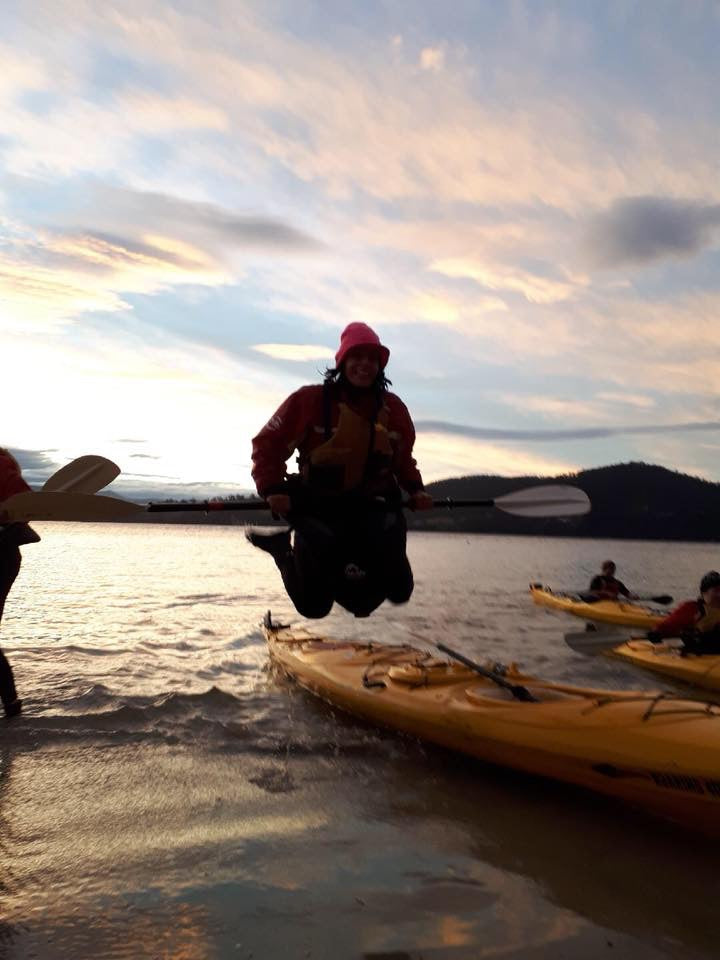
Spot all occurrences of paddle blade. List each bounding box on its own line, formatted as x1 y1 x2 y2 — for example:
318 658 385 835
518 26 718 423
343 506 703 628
42 456 121 494
4 491 143 523
648 594 673 606
565 628 632 655
494 484 591 518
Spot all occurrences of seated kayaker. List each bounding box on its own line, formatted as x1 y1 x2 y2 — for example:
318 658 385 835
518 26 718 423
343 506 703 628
248 322 433 619
587 560 632 601
647 571 720 654
0 448 41 719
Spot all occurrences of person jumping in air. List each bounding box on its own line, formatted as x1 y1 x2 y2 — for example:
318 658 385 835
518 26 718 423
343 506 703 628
248 322 433 619
0 448 41 718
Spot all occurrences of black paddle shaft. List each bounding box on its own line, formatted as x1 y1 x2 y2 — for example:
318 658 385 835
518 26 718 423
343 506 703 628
435 642 537 702
146 497 497 513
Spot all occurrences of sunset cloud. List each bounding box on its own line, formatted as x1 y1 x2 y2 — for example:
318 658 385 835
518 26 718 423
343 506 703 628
415 432 578 482
0 184 320 329
419 47 445 72
584 196 720 268
251 343 335 362
414 419 720 444
430 257 582 305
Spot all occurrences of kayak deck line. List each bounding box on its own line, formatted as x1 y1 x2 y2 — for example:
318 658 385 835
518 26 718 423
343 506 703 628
263 612 720 832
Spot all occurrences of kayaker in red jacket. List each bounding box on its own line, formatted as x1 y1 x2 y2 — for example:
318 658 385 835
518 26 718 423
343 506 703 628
648 570 720 653
0 448 41 718
249 322 433 618
588 561 632 601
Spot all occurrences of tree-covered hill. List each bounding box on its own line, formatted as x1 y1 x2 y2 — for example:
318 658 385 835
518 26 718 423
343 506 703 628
410 461 720 541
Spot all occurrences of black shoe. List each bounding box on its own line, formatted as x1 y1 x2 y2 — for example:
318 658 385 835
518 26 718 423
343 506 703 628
4 698 22 719
246 528 291 561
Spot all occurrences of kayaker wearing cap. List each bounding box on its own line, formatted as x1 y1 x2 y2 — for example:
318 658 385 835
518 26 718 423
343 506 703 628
647 571 720 653
248 322 433 619
0 448 41 718
587 560 632 601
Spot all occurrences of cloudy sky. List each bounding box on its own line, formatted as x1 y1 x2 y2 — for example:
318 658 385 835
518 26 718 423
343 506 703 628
3 0 720 499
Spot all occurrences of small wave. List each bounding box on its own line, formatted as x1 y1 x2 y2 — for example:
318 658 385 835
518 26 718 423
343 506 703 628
165 593 239 609
65 682 119 708
63 644 133 657
137 638 201 651
176 593 226 601
1 682 421 766
1 686 253 748
2 644 133 658
151 685 243 712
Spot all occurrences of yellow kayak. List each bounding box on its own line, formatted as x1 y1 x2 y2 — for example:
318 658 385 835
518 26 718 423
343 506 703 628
530 583 663 629
610 640 720 693
265 615 720 831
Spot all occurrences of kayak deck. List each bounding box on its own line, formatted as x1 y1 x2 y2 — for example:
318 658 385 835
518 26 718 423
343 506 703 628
530 583 663 629
265 615 720 832
611 640 720 693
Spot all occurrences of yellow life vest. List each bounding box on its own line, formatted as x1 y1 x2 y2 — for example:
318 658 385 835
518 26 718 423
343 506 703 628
303 402 394 493
695 604 720 634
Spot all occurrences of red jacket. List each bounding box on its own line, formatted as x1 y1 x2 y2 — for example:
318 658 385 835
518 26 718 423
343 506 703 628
655 601 702 636
0 449 31 502
252 384 425 498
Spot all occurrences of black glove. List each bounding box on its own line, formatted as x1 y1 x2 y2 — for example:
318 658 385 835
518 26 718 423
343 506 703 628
680 629 701 654
646 631 663 644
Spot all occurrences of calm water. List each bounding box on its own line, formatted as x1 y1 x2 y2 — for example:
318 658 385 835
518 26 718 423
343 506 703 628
1 523 720 959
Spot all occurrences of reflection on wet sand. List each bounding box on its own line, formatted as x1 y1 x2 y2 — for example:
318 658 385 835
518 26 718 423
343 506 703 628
0 719 716 959
0 748 19 960
358 739 718 959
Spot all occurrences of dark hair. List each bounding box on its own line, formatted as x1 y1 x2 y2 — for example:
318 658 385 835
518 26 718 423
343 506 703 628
700 570 720 594
323 366 392 392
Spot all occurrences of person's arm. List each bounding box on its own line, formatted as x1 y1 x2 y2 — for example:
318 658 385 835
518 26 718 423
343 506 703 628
387 396 430 509
651 601 698 638
0 449 32 523
617 580 631 599
251 388 318 511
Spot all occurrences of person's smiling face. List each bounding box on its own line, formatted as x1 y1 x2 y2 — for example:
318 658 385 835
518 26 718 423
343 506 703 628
703 584 720 608
343 347 380 388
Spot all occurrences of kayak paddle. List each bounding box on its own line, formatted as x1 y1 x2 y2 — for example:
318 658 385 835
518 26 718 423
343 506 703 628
564 627 655 655
146 483 591 519
435 641 538 702
555 589 673 606
3 491 144 523
42 455 120 494
442 484 591 518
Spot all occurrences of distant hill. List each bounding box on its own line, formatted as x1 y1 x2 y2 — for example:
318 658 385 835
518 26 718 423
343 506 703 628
410 462 720 542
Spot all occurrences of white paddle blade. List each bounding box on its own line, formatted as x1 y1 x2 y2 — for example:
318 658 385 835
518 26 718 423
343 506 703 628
495 484 591 518
4 491 143 523
42 456 121 494
565 628 631 655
